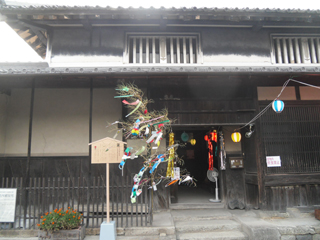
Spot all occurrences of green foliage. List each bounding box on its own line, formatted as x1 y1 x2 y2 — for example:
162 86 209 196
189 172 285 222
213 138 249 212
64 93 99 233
37 207 83 231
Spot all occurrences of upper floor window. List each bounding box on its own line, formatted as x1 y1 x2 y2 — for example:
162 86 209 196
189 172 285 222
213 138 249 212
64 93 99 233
271 34 320 64
124 33 202 64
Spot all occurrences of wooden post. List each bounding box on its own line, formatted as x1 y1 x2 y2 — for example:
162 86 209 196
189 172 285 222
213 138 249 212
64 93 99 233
106 163 110 223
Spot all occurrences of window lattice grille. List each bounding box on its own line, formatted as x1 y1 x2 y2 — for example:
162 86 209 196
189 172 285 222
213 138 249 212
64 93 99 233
272 35 320 64
260 105 320 174
125 34 201 64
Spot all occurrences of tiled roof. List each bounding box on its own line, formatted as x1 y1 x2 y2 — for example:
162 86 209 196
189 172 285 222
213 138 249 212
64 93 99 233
1 5 320 14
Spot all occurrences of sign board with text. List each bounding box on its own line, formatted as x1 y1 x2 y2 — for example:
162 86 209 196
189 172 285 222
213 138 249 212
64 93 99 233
266 156 281 167
0 188 17 222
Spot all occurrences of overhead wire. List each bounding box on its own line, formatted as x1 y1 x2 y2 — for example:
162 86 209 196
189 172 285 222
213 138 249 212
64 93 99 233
235 78 320 131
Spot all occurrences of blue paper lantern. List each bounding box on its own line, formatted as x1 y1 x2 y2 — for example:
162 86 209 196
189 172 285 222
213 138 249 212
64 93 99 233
272 100 284 113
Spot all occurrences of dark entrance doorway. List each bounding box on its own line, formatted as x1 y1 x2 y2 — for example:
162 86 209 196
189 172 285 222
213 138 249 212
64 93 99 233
170 128 222 206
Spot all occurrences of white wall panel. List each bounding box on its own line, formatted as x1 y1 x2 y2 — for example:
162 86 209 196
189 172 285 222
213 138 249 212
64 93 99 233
92 88 122 142
4 89 31 156
31 89 89 156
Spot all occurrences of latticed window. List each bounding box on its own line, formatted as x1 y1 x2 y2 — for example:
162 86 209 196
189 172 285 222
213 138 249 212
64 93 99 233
260 104 320 174
124 33 202 64
271 34 320 64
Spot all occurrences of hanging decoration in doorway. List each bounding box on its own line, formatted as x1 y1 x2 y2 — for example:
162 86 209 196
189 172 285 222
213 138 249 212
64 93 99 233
181 132 189 142
272 100 284 113
204 130 217 171
231 132 241 143
110 82 195 204
219 131 226 170
166 132 175 178
190 139 196 146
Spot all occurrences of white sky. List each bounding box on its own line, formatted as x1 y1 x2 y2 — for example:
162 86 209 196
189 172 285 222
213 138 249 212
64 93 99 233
5 0 320 9
1 0 320 63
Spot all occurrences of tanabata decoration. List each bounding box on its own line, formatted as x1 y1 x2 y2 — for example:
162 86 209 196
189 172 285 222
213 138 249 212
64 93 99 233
111 82 196 204
166 132 175 178
205 131 217 171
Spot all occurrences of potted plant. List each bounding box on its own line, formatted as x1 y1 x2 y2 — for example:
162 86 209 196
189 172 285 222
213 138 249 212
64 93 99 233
37 207 85 240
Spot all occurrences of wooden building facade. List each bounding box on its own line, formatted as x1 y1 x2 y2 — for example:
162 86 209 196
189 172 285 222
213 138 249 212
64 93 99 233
0 3 320 216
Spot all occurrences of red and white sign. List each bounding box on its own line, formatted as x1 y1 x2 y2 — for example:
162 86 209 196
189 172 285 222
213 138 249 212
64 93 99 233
266 156 281 167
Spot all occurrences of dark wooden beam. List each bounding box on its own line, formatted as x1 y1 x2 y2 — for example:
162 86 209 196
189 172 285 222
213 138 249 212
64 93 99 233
265 174 320 186
245 174 258 185
15 19 320 29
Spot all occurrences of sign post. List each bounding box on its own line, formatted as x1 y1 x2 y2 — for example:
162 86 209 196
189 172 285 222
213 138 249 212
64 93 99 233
89 137 126 240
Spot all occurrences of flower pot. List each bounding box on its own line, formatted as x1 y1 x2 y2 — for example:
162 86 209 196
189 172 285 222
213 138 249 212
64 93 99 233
38 225 85 240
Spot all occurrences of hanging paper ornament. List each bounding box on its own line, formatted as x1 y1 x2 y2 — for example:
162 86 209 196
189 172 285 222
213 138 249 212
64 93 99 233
166 132 175 178
231 132 241 143
272 100 284 113
144 109 148 114
131 119 141 136
181 132 189 142
190 139 196 145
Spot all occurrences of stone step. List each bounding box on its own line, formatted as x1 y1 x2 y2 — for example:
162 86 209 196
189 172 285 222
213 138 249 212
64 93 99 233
175 219 241 233
170 203 225 210
117 234 176 240
171 209 233 221
177 230 248 240
123 226 175 236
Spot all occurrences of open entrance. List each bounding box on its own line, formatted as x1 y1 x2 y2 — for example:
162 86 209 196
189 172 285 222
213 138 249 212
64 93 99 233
169 127 224 206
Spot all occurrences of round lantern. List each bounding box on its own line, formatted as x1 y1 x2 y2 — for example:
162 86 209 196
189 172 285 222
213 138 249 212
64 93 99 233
272 100 284 113
231 132 241 143
181 132 189 142
190 139 196 145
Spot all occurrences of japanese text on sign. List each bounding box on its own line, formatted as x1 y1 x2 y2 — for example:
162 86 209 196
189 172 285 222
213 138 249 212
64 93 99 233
266 156 281 167
0 188 17 222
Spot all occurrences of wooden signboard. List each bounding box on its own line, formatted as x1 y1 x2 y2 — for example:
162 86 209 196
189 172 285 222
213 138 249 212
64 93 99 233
89 137 126 164
89 137 126 224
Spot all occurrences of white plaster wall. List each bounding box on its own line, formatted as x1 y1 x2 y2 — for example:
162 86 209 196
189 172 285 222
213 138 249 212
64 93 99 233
92 88 122 142
257 86 296 101
4 89 31 156
31 89 90 156
299 87 320 100
0 94 9 155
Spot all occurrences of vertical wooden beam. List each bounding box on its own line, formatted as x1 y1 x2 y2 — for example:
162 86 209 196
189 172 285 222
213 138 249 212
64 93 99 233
24 79 35 229
252 80 266 209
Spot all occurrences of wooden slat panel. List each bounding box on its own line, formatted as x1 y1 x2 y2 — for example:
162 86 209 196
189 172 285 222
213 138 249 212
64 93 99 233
294 38 301 63
176 37 180 64
152 37 155 64
265 174 320 186
183 37 187 64
139 37 143 64
310 38 317 63
189 37 193 64
282 38 288 64
170 37 174 64
276 38 282 63
288 38 295 63
146 37 149 64
316 38 320 63
133 38 136 64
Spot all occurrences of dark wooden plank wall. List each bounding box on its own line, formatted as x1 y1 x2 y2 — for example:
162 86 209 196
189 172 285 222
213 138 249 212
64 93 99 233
265 184 320 212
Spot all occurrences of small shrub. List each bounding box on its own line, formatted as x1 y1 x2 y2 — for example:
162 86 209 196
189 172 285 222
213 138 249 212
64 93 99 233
37 207 83 231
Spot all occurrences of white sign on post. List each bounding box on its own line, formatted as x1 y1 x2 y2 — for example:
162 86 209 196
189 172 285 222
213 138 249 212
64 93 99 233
0 188 17 222
172 167 180 180
266 156 281 167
